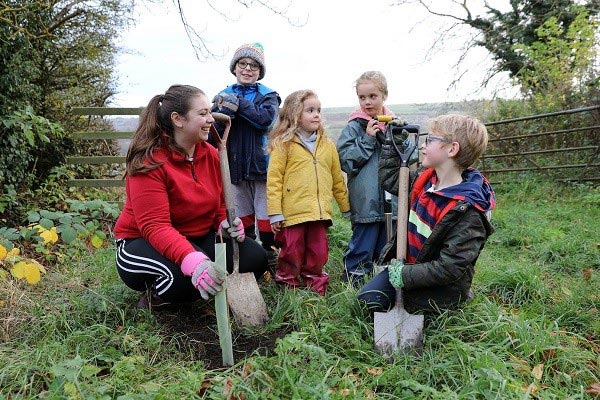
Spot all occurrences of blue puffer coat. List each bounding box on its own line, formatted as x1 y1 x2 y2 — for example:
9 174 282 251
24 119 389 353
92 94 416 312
212 83 281 184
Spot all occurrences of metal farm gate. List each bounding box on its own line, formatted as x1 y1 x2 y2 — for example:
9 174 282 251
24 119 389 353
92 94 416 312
479 105 599 184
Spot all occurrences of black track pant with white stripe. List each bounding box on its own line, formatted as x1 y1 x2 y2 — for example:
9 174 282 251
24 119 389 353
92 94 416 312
115 231 268 303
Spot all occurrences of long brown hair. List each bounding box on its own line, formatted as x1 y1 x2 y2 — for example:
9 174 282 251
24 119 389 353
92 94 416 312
125 85 205 176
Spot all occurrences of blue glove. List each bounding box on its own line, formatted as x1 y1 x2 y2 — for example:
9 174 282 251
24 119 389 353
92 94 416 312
388 259 404 288
212 92 239 116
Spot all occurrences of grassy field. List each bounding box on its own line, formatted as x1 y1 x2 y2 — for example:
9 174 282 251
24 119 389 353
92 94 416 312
1 176 598 399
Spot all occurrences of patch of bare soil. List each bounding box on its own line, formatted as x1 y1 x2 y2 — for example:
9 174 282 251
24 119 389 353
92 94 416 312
150 302 290 369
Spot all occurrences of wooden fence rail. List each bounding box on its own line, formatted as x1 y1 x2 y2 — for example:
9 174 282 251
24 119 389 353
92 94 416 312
67 107 143 187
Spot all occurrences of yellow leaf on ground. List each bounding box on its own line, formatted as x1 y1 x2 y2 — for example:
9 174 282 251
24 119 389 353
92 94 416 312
0 244 6 260
10 260 43 284
22 263 41 284
40 228 59 244
8 247 20 256
11 261 26 279
91 234 104 249
532 363 544 380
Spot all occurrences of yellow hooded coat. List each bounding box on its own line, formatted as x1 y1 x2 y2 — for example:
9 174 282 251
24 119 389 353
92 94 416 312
267 133 350 227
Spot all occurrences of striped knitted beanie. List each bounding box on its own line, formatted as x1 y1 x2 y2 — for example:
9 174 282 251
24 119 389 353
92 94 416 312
229 42 266 80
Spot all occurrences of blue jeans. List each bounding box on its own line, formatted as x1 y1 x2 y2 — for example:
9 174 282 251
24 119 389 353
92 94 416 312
357 268 396 312
343 222 387 279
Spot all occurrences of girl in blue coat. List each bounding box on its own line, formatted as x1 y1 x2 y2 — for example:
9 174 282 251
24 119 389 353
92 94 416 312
337 71 395 287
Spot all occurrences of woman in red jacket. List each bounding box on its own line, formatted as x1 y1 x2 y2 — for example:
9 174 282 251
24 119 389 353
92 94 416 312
114 84 267 308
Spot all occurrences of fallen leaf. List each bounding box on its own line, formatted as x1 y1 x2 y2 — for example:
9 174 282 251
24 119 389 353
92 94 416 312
242 363 253 379
532 363 544 380
585 383 600 395
198 379 212 397
91 234 104 249
39 227 59 244
541 348 556 361
222 377 234 398
201 307 215 316
521 383 539 396
0 244 6 260
339 388 351 396
582 268 592 281
366 367 383 376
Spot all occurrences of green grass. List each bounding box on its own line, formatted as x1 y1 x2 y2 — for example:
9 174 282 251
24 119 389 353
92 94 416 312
1 176 598 399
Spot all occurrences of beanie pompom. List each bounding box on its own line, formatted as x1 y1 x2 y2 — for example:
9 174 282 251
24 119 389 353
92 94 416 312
230 42 266 80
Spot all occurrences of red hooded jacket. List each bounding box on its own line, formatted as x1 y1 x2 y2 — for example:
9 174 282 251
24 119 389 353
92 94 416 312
114 142 227 265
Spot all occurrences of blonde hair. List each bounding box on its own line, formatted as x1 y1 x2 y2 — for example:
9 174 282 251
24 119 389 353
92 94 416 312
429 114 488 169
268 89 326 152
354 71 388 99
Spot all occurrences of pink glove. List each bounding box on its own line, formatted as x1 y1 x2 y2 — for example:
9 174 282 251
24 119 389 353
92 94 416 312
181 251 225 300
191 262 224 300
219 217 245 242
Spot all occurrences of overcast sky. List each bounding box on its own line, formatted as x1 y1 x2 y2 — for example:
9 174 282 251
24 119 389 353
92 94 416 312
113 0 518 108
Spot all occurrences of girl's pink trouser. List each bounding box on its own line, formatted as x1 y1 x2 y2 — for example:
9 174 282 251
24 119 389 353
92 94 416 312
274 221 329 295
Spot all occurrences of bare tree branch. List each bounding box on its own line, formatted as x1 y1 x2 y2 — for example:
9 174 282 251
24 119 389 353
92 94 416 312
174 0 223 61
47 2 87 33
173 0 306 61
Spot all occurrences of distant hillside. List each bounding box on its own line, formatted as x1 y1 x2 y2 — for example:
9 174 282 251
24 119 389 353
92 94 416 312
323 100 485 141
109 100 486 149
111 117 139 132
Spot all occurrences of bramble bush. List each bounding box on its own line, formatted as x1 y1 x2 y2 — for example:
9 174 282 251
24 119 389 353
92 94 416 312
0 200 120 286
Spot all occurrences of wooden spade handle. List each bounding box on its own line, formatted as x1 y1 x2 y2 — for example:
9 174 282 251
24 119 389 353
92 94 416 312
209 117 240 273
396 167 409 261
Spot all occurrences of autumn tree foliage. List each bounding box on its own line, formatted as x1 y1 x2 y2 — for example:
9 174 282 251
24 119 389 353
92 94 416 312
0 0 133 222
396 0 599 102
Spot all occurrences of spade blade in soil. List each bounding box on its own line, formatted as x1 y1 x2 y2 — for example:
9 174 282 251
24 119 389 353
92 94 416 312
373 297 424 359
226 271 269 327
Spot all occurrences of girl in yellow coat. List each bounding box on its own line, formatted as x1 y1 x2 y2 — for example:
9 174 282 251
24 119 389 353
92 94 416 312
267 90 350 295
